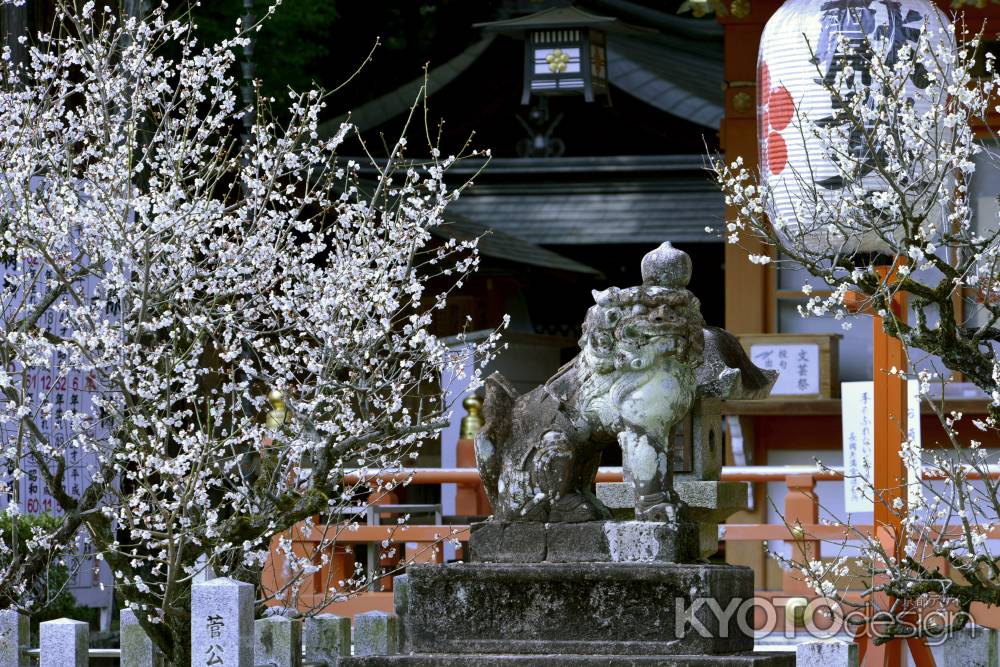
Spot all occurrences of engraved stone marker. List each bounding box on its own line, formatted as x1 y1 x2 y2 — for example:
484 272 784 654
354 611 399 657
797 640 859 667
191 578 253 667
303 615 351 664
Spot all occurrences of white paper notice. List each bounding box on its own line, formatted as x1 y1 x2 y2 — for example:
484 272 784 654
841 380 921 513
750 343 820 395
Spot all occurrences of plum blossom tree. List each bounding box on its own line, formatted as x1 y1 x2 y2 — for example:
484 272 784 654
0 0 500 661
713 16 1000 643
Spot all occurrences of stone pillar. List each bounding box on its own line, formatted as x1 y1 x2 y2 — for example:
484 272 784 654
191 577 253 667
254 616 301 667
354 611 399 656
120 609 156 667
0 609 28 667
192 553 216 584
796 640 858 667
39 619 88 667
393 574 410 651
930 625 999 667
303 615 351 664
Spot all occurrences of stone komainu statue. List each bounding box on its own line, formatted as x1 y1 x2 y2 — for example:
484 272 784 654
475 242 776 523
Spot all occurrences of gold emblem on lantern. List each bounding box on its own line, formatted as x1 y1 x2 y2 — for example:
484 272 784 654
591 49 606 77
546 48 570 73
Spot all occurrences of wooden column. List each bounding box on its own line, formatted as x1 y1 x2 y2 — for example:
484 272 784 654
456 395 489 519
871 266 908 556
718 0 785 584
719 0 784 336
369 483 400 592
456 437 489 515
865 265 908 667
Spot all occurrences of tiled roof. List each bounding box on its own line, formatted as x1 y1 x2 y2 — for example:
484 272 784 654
432 214 604 275
608 31 724 129
446 156 724 245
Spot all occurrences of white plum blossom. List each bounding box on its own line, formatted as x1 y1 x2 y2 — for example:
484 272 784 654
0 0 501 660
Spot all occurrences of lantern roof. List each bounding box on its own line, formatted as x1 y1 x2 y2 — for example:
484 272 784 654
474 6 641 37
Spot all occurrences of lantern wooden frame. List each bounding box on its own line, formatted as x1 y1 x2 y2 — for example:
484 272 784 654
520 27 608 103
475 6 631 105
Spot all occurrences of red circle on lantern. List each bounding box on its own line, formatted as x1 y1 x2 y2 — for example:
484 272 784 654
759 62 770 99
767 132 787 175
768 86 793 131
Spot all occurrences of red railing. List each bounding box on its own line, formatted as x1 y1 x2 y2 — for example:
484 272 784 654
263 456 1000 628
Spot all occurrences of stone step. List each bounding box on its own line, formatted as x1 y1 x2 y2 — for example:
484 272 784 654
341 652 795 666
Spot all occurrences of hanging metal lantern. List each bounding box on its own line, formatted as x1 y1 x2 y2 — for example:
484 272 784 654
757 0 953 253
475 6 618 104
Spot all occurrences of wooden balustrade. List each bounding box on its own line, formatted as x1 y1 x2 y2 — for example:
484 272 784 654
264 461 1000 626
781 474 819 597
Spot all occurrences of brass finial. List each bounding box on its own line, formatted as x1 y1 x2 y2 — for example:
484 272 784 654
460 394 483 440
266 389 288 430
785 597 809 627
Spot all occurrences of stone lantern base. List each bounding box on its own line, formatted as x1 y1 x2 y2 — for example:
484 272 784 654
340 559 794 666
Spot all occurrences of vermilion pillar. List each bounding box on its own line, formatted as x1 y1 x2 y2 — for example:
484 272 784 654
867 264 908 667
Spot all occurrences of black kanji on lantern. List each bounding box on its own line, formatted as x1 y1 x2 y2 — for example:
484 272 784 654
811 0 932 189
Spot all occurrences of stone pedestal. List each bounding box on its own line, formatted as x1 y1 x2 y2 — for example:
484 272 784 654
340 560 793 666
597 481 750 558
400 562 752 655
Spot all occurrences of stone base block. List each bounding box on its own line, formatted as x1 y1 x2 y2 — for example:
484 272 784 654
929 625 998 667
341 653 795 666
596 481 750 523
470 520 700 564
398 562 755 656
594 482 749 558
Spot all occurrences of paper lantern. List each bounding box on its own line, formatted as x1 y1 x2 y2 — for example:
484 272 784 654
757 0 952 253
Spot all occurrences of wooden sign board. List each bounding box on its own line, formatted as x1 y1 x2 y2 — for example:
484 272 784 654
739 333 840 399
